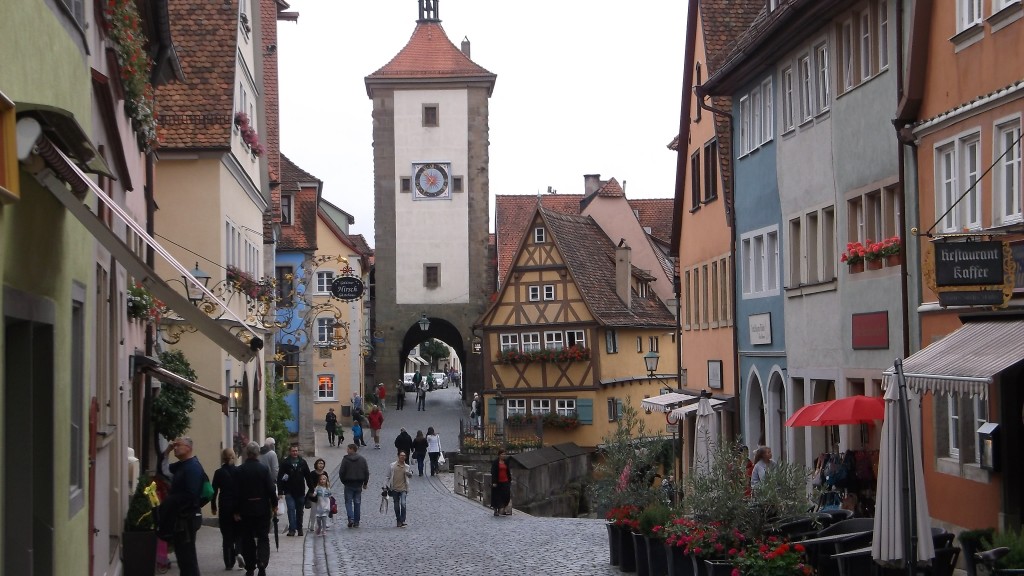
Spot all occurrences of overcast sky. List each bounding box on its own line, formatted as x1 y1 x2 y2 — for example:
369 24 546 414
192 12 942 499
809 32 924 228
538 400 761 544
277 1 687 246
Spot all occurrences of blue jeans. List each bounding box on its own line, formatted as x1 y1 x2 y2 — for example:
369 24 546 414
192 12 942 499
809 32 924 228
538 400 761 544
392 491 407 524
284 493 304 533
343 485 363 524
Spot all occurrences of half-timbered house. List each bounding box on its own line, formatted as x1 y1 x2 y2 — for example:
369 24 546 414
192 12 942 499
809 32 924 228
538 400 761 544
477 207 678 448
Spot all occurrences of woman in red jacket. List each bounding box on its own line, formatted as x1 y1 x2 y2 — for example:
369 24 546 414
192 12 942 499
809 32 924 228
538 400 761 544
367 406 384 449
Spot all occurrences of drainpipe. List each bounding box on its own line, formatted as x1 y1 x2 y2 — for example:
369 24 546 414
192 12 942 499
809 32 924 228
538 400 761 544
142 152 156 473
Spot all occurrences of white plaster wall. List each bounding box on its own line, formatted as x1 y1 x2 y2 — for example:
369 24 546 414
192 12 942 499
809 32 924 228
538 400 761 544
393 89 469 305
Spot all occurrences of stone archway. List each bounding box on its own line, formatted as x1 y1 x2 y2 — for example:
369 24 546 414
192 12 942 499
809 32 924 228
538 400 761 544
745 369 766 449
399 316 466 387
767 371 786 460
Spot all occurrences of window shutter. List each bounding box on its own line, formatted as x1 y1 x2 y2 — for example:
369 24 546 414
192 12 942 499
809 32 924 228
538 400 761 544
616 399 624 421
577 399 593 424
487 398 497 423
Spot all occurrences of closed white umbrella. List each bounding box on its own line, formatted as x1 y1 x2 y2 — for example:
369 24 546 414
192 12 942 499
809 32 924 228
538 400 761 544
692 395 715 476
873 359 935 572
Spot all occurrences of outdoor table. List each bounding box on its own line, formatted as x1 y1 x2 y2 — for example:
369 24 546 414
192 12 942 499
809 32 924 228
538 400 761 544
831 545 874 576
800 530 874 576
799 530 873 546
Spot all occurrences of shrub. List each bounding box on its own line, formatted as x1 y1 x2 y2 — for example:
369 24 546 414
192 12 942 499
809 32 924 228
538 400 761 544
638 503 672 538
151 350 197 440
991 528 1024 569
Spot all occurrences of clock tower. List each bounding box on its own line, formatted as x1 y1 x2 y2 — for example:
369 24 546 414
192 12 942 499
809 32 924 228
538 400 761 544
365 1 496 398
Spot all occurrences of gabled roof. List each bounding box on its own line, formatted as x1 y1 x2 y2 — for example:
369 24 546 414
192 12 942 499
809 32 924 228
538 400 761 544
280 153 320 191
627 198 674 245
541 209 675 328
701 0 765 74
278 154 320 252
156 0 239 149
365 22 496 95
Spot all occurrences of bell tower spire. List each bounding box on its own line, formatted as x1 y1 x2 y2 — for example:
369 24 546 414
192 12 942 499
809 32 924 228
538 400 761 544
418 0 440 23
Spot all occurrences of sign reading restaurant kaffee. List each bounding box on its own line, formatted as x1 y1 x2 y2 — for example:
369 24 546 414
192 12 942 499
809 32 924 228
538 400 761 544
925 240 1016 308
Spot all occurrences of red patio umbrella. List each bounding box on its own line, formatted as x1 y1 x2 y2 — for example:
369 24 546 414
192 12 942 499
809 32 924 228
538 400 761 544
784 400 835 427
811 395 885 426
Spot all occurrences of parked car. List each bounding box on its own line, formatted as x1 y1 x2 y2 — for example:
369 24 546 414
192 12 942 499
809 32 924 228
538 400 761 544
402 373 417 392
431 372 448 389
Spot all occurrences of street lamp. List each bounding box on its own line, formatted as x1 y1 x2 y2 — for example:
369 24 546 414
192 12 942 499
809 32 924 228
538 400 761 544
418 313 430 331
184 262 211 305
228 383 243 413
644 351 660 378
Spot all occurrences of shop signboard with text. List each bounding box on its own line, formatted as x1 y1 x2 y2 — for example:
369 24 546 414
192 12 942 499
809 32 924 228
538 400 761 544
925 240 1016 308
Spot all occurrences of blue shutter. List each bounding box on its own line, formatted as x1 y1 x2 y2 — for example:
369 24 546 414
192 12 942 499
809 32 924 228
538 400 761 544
488 398 497 423
577 398 593 424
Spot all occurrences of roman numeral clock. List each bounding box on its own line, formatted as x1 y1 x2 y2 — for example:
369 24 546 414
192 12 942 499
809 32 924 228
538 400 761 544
412 162 451 200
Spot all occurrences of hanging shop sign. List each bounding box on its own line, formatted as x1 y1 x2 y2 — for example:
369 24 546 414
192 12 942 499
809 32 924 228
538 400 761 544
924 240 1016 308
330 275 365 302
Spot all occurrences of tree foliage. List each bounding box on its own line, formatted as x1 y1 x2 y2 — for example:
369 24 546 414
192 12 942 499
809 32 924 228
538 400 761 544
264 377 292 456
419 338 450 366
151 349 196 440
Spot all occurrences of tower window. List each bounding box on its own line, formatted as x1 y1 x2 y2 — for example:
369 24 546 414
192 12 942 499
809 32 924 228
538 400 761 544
452 176 464 192
423 104 439 127
400 177 411 193
424 264 440 288
534 227 546 243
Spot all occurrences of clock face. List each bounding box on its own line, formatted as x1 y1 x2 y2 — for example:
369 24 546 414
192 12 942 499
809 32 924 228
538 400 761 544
413 163 450 199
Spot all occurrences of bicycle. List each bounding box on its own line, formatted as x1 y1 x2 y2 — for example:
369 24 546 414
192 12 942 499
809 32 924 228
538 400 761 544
976 547 1024 576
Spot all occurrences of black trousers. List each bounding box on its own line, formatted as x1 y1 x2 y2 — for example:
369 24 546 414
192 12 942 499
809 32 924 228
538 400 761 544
327 427 337 445
238 515 271 571
218 512 241 568
396 394 405 410
172 514 202 576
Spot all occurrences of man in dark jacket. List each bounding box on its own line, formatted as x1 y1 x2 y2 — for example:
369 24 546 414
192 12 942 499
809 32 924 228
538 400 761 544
394 428 413 459
235 441 278 576
337 443 370 528
159 437 206 576
277 445 310 536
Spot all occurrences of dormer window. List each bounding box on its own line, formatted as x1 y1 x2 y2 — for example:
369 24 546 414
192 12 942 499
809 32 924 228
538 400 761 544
280 194 293 225
636 280 650 297
534 227 546 243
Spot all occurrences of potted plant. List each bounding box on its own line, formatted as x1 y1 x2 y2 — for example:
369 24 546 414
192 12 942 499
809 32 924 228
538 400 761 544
639 504 672 576
731 538 813 576
506 413 536 427
127 284 155 321
607 504 642 568
958 528 995 576
879 235 902 266
989 528 1024 570
123 475 158 576
662 516 701 576
840 241 867 274
542 411 580 431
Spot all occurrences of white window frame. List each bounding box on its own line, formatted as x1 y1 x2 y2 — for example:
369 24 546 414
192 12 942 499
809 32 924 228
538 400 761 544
798 54 813 122
841 19 855 91
781 66 795 132
566 330 586 348
948 397 960 459
859 8 873 81
534 227 546 243
544 331 564 351
317 374 335 400
316 271 334 294
958 0 983 32
500 333 520 353
878 0 889 70
605 329 618 353
316 318 332 343
281 194 293 225
532 399 551 415
752 85 762 147
973 397 988 464
507 399 527 416
937 143 959 232
815 42 830 113
522 332 541 352
636 336 643 353
649 337 659 352
543 284 556 301
740 95 752 155
740 225 781 298
761 78 774 144
935 131 983 232
995 118 1022 225
556 399 577 417
528 285 541 302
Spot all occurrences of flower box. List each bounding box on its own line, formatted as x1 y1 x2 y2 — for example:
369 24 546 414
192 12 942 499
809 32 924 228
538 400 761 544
495 345 591 364
848 261 864 274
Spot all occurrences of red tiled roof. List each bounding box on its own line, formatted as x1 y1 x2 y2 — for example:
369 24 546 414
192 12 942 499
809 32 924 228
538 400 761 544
494 194 584 285
701 0 765 74
595 178 624 197
542 209 675 328
280 153 319 191
366 22 494 81
628 198 674 244
348 234 373 259
278 154 320 251
156 0 239 149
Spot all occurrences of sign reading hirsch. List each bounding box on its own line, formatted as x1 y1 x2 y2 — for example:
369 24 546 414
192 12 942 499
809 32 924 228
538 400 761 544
330 276 365 301
935 242 1004 286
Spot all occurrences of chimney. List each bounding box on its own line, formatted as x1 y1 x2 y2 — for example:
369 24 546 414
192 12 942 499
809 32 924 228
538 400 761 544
584 174 602 197
616 240 631 310
461 36 471 58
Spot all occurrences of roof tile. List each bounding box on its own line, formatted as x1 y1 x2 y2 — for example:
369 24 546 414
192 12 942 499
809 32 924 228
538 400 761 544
367 22 494 80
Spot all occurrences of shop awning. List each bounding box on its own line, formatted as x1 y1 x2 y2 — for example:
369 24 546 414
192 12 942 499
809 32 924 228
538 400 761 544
882 319 1024 400
669 398 725 421
137 359 229 416
30 138 259 362
641 392 698 413
407 355 426 366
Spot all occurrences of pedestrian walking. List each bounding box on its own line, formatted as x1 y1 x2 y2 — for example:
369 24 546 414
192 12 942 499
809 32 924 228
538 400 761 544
306 458 329 531
277 445 311 536
352 419 367 447
426 426 443 476
471 392 485 436
158 437 207 576
490 448 513 516
376 381 387 411
235 441 278 576
750 445 775 491
258 438 278 483
211 448 244 570
411 430 428 476
312 475 332 535
338 443 370 528
416 378 427 411
385 451 413 527
395 379 406 410
394 427 413 459
325 408 339 446
367 405 384 449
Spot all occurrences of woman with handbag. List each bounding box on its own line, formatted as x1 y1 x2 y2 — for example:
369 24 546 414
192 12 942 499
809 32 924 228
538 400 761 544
306 458 329 531
411 430 428 477
425 427 442 476
490 449 513 516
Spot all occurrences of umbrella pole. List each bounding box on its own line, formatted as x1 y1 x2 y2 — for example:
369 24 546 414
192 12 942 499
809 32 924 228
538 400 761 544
895 359 917 576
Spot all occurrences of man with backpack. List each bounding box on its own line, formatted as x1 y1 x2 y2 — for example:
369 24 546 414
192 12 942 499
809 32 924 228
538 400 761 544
159 437 209 576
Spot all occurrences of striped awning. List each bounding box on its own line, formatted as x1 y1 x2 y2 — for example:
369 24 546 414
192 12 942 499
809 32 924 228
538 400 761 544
641 392 697 413
669 398 725 421
882 319 1024 400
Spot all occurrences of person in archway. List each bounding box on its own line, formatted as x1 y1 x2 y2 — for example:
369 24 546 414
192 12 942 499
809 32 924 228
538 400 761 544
367 405 384 449
376 381 387 411
395 379 406 410
416 377 428 411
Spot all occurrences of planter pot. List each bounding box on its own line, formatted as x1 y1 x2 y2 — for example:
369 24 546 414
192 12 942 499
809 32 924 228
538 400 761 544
848 261 864 274
122 530 157 576
619 526 637 572
665 545 698 576
866 258 882 270
885 253 902 267
608 523 622 566
703 559 735 576
646 536 668 576
632 532 651 576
